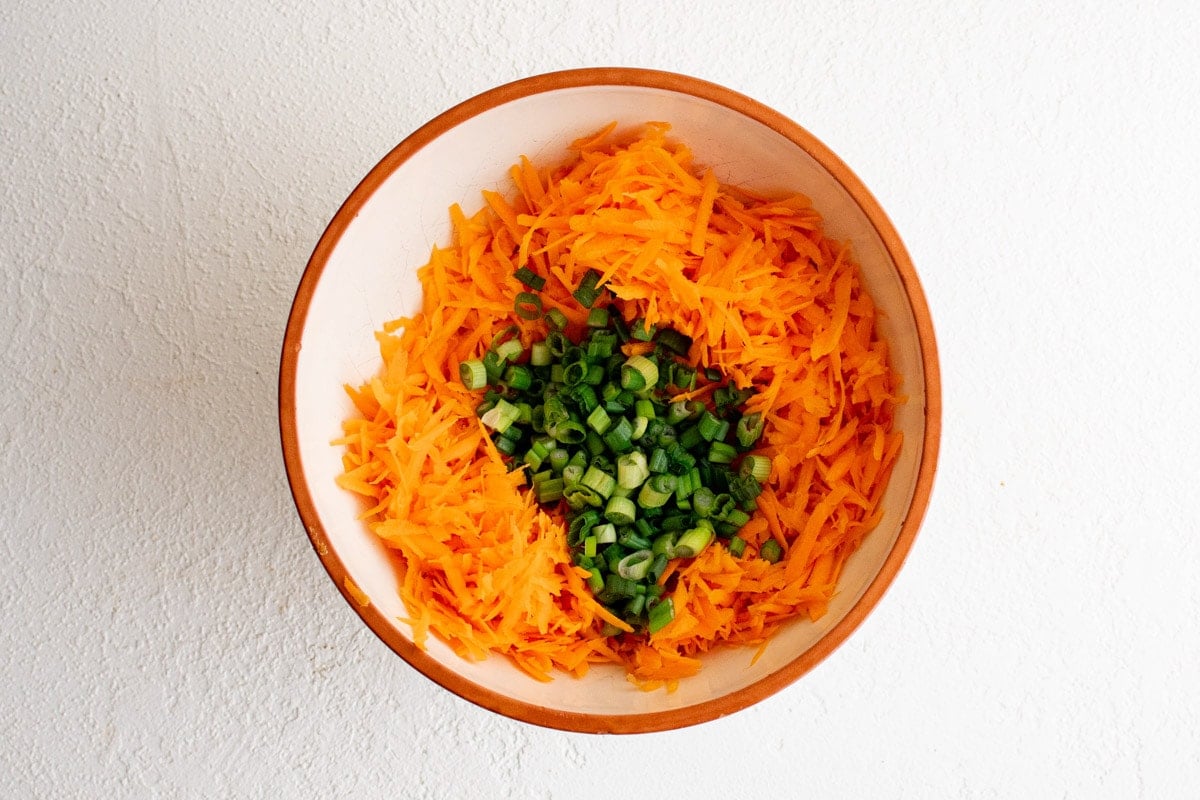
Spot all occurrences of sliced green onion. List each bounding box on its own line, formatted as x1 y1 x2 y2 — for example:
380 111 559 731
530 341 551 366
678 424 703 450
549 419 586 445
514 266 546 291
458 359 487 390
736 412 765 449
586 405 611 434
630 318 656 342
722 508 751 528
602 416 634 453
604 496 637 525
603 573 638 599
655 327 693 356
697 410 723 442
479 398 519 433
647 597 674 634
616 451 650 490
617 549 654 581
580 465 616 499
760 538 783 564
621 355 659 393
514 292 543 320
494 338 523 363
586 307 610 328
708 441 738 464
665 400 695 426
647 447 668 474
544 307 568 330
593 523 618 544
671 520 715 558
739 454 771 483
637 473 677 509
586 568 605 593
728 535 747 558
503 364 533 391
535 477 564 504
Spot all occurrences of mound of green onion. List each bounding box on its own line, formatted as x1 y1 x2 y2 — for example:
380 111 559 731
460 268 771 635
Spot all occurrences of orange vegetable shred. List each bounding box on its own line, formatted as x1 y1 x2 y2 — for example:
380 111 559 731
334 123 902 688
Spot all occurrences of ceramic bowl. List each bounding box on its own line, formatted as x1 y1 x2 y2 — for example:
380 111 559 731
280 68 940 733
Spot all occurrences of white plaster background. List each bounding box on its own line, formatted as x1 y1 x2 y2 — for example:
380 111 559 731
3 1 1198 797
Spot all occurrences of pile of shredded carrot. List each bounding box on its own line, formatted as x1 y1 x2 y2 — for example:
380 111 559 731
334 122 902 690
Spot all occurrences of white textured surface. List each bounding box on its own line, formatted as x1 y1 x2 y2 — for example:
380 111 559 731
3 0 1198 796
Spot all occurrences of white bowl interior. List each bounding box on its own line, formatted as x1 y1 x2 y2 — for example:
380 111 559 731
292 84 927 716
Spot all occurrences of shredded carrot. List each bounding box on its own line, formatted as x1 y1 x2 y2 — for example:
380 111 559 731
335 122 902 687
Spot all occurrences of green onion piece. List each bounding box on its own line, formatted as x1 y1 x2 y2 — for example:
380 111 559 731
548 448 570 473
633 398 656 419
736 412 765 449
562 464 584 488
618 528 652 550
494 338 523 363
535 478 564 504
671 520 715 558
494 436 518 456
479 398 519 433
630 318 656 342
514 292 543 320
624 593 646 618
692 487 716 518
602 416 634 453
580 465 616 499
586 307 609 328
604 573 638 599
728 535 747 558
708 441 738 464
655 327 693 356
545 332 569 359
587 568 605 594
648 447 669 474
616 549 654 581
481 350 504 384
648 552 668 583
637 473 677 509
562 360 589 386
529 341 551 367
722 508 751 528
514 266 546 291
621 355 659 393
586 406 611 434
604 496 637 525
584 429 606 457
651 532 675 556
616 451 650 490
572 287 599 308
666 400 695 426
503 364 533 391
739 454 771 483
544 307 568 330
696 411 721 441
522 448 544 471
571 384 599 414
458 359 487 390
593 523 618 544
583 535 597 557
678 424 703 451
647 597 675 634
549 419 586 445
760 538 783 564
